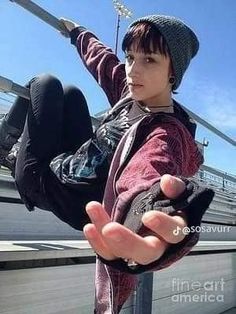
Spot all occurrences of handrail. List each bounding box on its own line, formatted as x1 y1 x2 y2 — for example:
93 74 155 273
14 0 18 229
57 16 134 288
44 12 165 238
181 104 236 147
0 76 30 99
201 164 236 183
10 0 67 33
195 167 236 195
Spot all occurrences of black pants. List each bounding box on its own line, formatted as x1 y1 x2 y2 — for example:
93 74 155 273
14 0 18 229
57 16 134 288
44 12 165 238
9 74 104 230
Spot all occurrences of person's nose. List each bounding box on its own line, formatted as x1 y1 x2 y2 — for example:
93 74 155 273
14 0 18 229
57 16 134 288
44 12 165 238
127 60 141 78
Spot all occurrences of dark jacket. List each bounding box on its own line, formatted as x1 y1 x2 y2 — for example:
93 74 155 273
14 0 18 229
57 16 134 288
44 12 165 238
95 112 204 313
68 27 211 313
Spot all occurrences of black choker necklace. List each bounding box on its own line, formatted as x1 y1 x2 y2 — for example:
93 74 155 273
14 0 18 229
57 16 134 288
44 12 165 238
146 105 172 108
140 100 174 109
139 101 174 113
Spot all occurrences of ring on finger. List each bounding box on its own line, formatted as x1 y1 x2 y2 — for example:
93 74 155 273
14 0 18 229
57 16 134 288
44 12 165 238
123 258 139 268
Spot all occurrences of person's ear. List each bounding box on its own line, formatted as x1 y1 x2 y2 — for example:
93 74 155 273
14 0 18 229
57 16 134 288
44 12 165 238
169 76 176 85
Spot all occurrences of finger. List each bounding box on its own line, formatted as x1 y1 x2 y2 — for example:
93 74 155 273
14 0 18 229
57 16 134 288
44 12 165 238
83 223 116 260
160 174 186 199
85 201 111 232
101 222 168 265
142 211 187 244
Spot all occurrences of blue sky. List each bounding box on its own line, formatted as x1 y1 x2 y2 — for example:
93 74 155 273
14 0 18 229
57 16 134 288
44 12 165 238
0 0 235 175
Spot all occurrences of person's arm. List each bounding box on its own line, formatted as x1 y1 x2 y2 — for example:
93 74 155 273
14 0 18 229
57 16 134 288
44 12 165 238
99 179 214 274
95 115 214 273
61 18 127 107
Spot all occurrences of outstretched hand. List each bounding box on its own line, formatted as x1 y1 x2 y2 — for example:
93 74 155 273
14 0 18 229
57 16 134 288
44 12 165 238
83 174 188 265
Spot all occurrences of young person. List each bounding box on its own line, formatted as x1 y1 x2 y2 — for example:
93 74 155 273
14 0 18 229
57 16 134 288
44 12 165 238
0 14 214 313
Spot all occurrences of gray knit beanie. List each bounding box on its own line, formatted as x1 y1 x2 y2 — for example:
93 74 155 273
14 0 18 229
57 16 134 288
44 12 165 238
127 15 199 90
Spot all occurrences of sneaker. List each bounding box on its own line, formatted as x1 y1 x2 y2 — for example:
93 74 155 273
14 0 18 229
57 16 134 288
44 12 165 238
0 114 22 150
0 114 21 175
0 140 20 176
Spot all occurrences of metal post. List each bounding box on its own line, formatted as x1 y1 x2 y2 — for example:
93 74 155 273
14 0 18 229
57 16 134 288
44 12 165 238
9 0 67 33
0 76 30 99
115 14 121 55
112 0 132 54
181 104 236 147
135 272 153 314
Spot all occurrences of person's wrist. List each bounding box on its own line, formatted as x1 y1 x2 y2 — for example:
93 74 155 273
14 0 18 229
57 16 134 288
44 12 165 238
69 26 86 45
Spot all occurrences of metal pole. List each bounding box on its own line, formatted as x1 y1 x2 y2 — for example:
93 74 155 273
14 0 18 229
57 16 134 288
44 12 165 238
0 76 30 100
180 104 236 147
112 0 132 54
135 272 153 314
9 0 67 33
115 14 121 55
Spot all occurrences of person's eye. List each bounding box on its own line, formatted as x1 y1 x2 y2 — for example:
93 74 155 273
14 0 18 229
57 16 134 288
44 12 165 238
145 57 155 63
125 54 134 63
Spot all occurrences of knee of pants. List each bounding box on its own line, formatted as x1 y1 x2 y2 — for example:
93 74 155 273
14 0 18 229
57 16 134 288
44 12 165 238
29 73 63 91
27 73 64 135
29 74 64 110
63 85 88 109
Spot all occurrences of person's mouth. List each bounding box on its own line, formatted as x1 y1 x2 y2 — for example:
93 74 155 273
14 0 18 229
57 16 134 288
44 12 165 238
128 82 143 89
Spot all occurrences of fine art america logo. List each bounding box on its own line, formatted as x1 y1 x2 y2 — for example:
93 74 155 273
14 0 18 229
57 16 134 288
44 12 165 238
172 278 225 303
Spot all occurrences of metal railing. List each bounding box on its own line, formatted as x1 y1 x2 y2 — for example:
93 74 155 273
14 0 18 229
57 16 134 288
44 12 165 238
196 165 236 195
10 0 67 33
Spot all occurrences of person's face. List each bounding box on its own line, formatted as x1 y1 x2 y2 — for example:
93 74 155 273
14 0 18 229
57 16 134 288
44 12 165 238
125 44 172 107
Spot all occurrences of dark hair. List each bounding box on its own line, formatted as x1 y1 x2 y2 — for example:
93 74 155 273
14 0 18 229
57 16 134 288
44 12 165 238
122 22 169 56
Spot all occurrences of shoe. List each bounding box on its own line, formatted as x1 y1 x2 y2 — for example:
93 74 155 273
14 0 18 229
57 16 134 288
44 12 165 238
0 114 21 151
0 114 21 175
0 140 20 176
